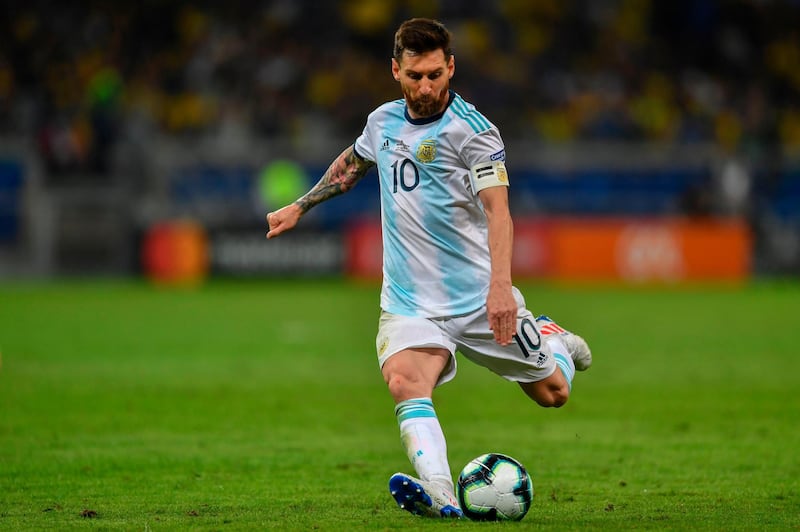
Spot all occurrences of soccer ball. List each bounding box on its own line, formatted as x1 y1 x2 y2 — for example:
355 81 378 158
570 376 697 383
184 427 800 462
455 453 534 521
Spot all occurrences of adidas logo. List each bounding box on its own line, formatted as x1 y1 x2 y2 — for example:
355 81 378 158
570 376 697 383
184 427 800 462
380 139 390 151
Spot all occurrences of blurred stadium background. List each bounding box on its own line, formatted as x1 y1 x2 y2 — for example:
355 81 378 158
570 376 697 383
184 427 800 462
0 0 798 283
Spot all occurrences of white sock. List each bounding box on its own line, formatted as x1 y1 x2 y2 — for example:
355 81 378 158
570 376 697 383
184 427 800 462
547 335 575 389
395 398 454 491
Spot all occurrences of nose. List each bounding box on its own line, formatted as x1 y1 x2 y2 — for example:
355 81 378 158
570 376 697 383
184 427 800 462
418 78 433 95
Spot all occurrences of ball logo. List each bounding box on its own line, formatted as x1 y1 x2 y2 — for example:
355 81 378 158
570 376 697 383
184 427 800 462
415 139 436 163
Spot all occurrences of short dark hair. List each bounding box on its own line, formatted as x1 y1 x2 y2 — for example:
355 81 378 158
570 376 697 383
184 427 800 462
393 18 452 62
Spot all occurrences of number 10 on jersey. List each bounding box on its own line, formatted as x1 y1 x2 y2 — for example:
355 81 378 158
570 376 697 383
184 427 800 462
392 158 420 193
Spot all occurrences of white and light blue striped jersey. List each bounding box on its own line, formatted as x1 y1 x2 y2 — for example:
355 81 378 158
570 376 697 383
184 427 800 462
354 90 508 318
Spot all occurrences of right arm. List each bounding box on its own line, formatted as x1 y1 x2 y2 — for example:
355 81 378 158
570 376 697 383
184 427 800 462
266 145 374 239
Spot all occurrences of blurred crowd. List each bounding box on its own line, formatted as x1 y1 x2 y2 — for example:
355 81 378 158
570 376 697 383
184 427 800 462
1 0 800 176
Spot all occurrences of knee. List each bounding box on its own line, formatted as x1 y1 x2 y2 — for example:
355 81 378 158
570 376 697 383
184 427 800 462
385 372 420 402
521 381 570 408
385 373 406 398
381 348 449 402
536 387 569 408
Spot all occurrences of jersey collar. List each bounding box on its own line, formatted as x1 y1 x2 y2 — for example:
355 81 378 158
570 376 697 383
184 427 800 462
404 90 456 125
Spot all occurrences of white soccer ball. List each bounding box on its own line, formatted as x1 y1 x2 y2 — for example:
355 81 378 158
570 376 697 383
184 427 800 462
455 453 534 521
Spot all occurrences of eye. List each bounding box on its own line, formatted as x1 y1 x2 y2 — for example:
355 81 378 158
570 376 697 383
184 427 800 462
428 72 442 80
409 73 422 81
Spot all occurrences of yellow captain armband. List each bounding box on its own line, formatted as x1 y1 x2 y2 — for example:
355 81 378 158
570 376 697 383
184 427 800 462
470 160 509 192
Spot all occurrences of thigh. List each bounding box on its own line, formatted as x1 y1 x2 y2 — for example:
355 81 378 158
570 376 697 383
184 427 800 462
376 311 458 387
454 287 557 383
381 347 452 401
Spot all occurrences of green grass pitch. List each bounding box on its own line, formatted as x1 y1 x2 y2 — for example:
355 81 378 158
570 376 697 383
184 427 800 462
1 279 798 530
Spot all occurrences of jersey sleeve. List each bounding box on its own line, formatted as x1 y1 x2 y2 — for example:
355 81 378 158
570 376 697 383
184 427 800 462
353 109 379 163
462 128 509 193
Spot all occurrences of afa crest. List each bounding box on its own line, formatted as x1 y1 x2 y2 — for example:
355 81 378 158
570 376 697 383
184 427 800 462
416 139 436 163
496 163 509 184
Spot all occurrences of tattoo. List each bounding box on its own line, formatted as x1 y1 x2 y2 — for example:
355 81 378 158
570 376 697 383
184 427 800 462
295 146 374 214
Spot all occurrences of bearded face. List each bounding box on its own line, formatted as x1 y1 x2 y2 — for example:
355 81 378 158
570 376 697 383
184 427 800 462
400 77 450 118
393 50 455 119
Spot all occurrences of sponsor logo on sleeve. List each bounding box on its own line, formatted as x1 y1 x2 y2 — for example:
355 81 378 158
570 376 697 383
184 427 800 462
490 149 505 161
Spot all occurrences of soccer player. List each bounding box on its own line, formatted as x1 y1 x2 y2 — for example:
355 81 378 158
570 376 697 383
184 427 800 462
266 17 592 519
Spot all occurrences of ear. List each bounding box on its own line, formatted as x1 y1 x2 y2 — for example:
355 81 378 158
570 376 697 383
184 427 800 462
448 55 455 79
391 58 401 81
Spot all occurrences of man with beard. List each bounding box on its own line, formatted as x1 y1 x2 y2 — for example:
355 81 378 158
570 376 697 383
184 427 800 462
266 17 592 519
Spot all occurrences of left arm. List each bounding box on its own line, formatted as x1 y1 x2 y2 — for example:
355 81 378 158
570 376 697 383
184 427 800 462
266 145 374 239
478 185 517 346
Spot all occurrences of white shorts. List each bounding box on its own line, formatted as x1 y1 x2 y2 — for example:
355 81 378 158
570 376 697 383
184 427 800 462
375 287 556 386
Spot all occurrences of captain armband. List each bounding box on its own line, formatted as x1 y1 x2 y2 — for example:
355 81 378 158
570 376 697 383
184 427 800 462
469 161 510 192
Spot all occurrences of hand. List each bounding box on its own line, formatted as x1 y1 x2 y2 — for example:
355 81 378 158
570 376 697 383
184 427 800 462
266 204 303 239
486 282 517 346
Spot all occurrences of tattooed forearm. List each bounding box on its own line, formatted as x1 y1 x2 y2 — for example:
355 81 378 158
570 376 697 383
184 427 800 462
295 145 374 214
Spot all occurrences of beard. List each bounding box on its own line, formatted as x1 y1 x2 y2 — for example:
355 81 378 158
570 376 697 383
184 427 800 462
402 82 449 118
